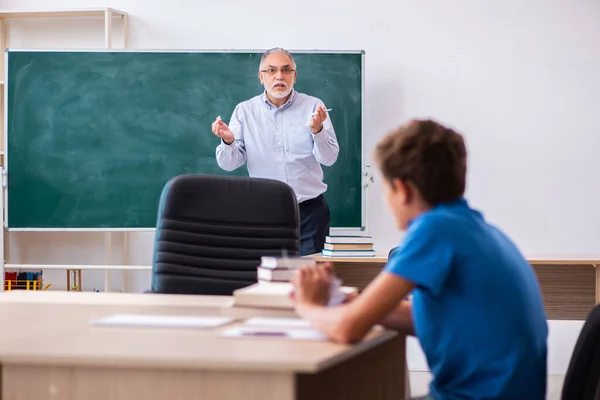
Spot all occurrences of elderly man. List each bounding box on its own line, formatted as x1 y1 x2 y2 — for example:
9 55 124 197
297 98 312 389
212 47 339 256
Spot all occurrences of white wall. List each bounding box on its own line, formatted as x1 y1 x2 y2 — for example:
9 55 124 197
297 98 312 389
1 0 598 374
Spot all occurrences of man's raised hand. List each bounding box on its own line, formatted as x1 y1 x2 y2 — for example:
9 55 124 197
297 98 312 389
211 116 234 144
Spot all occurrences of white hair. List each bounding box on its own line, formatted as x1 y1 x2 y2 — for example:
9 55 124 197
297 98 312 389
259 47 296 70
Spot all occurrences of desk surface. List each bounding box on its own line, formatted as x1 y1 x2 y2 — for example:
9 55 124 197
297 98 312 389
0 290 231 307
0 292 397 374
309 253 600 265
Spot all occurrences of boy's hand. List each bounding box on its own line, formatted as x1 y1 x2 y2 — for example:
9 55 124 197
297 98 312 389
343 291 359 303
291 263 333 306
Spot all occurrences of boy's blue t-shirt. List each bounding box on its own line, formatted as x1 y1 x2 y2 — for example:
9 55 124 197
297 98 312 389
385 198 548 400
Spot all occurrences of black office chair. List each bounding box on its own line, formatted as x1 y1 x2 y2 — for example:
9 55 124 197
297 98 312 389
561 303 600 400
150 174 300 295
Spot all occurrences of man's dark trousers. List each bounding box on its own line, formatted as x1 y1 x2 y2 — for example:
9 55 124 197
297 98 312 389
299 194 330 256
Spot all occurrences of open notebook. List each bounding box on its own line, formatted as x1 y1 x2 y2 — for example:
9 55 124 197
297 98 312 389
220 325 327 341
221 316 326 341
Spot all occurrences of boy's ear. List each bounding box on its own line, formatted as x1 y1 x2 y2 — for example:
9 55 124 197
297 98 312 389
392 178 413 204
390 178 402 192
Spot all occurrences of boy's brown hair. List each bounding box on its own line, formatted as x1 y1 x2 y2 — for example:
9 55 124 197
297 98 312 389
374 119 467 205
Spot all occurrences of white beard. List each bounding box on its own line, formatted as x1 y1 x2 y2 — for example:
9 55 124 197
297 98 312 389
266 82 293 99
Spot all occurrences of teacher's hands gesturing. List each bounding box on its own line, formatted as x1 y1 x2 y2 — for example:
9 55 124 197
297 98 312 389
212 116 234 145
309 105 329 134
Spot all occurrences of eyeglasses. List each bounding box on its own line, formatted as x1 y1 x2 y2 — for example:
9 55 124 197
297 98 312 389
260 66 295 76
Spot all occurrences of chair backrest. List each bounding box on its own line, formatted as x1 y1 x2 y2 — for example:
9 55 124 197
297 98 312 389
151 174 300 295
561 303 600 400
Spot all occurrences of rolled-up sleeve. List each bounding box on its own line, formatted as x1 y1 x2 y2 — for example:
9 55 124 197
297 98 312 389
312 102 339 166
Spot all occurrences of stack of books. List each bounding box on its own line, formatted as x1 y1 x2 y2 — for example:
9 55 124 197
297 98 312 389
256 256 315 283
232 255 358 310
233 281 358 310
321 235 375 257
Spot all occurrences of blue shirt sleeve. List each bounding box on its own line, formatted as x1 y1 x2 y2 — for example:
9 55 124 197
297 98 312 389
384 216 453 297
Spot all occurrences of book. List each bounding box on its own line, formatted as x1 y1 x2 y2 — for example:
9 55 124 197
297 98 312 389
321 249 376 257
257 265 294 282
325 235 373 244
232 282 358 310
323 243 374 251
260 256 315 269
257 256 316 283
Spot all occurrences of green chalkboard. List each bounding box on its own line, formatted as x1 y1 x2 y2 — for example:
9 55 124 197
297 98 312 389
6 49 363 229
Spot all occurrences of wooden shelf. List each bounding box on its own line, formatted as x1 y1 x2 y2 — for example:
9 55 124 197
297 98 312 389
0 8 131 292
0 8 127 19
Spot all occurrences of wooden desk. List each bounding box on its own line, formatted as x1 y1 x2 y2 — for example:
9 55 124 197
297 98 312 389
0 291 409 400
310 253 600 320
309 254 389 294
0 290 231 307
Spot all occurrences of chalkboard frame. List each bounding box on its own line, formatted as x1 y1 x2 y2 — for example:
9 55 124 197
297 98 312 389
3 48 367 232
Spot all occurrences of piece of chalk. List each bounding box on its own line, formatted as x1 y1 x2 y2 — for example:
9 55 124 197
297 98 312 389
311 108 332 116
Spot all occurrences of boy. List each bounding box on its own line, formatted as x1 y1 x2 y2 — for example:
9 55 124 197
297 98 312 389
292 119 548 399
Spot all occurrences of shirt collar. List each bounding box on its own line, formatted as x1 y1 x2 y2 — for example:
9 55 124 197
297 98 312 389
444 197 468 207
406 197 468 228
261 89 296 110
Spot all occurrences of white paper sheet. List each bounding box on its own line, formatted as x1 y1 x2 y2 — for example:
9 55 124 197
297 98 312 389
242 317 312 328
90 313 234 329
220 326 327 341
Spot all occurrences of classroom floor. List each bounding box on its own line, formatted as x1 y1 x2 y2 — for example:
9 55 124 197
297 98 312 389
408 372 565 399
